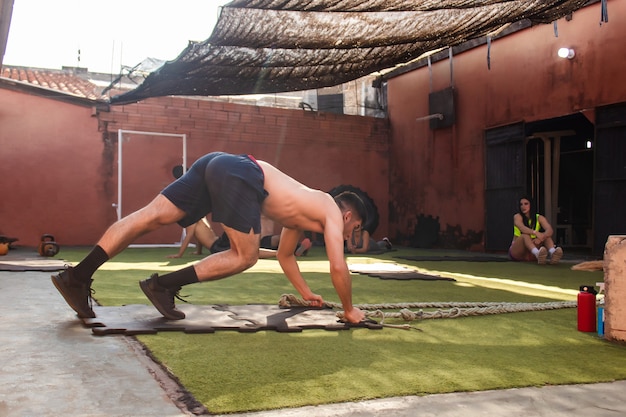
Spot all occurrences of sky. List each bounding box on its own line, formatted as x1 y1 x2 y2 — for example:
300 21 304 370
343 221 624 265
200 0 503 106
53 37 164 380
4 0 230 74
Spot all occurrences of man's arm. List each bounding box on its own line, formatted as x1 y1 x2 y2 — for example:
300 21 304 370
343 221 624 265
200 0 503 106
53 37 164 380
323 215 365 323
276 228 323 306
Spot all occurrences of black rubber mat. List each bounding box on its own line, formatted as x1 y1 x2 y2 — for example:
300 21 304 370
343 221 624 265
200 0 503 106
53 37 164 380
359 271 456 281
83 304 383 335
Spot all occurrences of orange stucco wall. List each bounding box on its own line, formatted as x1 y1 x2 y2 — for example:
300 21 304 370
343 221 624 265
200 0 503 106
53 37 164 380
0 90 115 246
386 1 626 248
0 91 389 247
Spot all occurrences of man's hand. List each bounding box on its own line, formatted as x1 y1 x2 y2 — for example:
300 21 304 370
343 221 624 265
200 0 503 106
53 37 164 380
304 293 324 307
343 307 366 323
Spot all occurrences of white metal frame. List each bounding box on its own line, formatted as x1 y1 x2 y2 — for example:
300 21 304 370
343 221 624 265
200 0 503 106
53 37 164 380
116 129 187 221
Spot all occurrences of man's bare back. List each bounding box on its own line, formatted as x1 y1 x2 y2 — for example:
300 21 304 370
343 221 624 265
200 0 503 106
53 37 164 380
257 160 341 236
256 160 365 323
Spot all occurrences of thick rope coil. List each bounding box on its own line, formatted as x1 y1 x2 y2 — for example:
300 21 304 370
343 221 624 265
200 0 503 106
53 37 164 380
279 294 577 327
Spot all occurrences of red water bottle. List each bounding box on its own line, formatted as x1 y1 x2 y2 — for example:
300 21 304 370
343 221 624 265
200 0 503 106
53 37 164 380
577 285 597 332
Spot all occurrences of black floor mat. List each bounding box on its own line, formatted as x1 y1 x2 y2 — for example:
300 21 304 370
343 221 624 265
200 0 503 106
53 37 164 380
83 304 383 335
360 271 456 281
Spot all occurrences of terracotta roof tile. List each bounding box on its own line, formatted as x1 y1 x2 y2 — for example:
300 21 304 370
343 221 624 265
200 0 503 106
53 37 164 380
0 66 132 100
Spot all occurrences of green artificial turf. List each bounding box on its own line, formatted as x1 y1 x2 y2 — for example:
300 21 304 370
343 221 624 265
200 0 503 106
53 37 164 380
59 246 625 414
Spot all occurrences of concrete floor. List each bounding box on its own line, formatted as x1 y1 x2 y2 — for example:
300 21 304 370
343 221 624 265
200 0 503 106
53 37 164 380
1 251 625 417
0 268 186 417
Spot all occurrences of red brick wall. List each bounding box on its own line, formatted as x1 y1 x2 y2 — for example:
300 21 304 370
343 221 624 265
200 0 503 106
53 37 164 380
1 92 389 247
99 97 390 244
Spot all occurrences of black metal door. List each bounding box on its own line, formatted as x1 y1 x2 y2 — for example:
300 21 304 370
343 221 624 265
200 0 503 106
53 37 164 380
593 103 626 254
484 122 526 251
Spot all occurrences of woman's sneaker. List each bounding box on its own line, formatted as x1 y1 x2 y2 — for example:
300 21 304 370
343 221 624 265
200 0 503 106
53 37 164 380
550 247 564 265
536 247 548 265
51 266 95 318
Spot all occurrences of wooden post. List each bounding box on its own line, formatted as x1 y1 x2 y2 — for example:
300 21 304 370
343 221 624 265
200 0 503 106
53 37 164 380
604 235 626 342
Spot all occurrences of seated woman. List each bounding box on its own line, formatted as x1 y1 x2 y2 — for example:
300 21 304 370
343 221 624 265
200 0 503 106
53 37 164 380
169 218 278 259
345 226 392 254
259 215 312 256
508 196 563 265
167 217 218 258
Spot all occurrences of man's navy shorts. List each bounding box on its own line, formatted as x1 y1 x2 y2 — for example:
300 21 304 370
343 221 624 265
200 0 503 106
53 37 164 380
161 152 268 233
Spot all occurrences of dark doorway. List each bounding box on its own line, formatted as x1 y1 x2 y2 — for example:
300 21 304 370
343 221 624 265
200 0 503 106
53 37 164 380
484 123 526 251
525 113 595 249
594 103 626 254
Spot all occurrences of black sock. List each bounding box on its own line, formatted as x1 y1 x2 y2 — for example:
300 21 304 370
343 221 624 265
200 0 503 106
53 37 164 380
156 266 199 289
73 245 109 282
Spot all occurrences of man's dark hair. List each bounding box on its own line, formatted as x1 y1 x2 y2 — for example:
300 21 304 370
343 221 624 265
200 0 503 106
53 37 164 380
334 191 367 225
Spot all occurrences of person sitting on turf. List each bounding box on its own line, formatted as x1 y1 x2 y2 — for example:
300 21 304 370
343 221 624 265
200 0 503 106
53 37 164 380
167 217 218 258
345 226 392 254
52 152 367 324
169 217 277 259
259 215 312 256
508 196 563 265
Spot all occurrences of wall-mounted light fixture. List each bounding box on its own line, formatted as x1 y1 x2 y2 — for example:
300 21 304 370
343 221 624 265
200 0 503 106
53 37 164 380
557 47 575 59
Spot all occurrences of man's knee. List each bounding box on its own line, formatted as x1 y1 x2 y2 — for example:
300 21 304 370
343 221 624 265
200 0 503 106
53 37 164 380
223 226 261 270
237 248 259 270
139 195 185 226
228 239 260 270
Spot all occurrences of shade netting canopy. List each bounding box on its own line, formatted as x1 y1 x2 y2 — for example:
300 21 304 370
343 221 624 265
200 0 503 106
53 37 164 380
110 0 588 105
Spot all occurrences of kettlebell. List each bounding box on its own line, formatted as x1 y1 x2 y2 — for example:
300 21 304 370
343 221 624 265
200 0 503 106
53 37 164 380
38 234 60 257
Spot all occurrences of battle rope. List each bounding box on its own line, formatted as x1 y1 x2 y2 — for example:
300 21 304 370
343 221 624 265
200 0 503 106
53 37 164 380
279 294 577 330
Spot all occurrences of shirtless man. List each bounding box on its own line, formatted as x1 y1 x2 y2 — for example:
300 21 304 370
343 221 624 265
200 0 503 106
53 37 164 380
52 152 367 324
